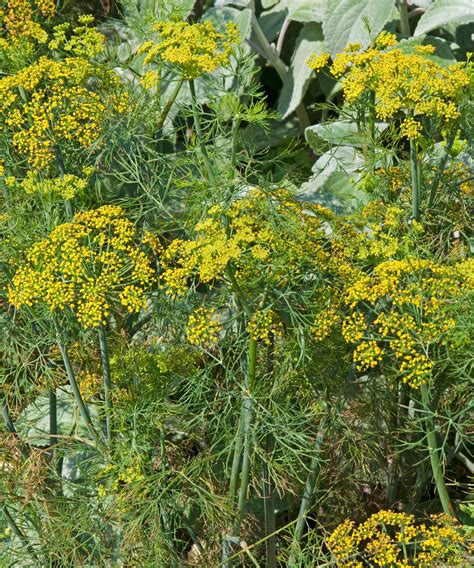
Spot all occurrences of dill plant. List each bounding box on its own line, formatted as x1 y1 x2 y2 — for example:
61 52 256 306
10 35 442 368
1 2 473 566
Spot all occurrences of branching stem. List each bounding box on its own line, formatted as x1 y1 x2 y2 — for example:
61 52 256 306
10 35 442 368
55 322 104 450
420 383 455 517
410 139 421 220
156 78 184 131
189 79 217 184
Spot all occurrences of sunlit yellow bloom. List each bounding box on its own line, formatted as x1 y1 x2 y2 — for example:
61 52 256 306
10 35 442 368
138 20 240 79
8 206 156 329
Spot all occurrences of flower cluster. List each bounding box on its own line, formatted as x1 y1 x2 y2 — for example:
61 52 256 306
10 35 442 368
77 370 102 401
8 205 156 329
341 258 471 388
9 170 91 199
138 20 240 79
247 309 281 345
308 33 469 138
161 189 330 299
0 54 126 170
48 15 105 58
327 510 466 567
185 307 221 348
0 0 54 45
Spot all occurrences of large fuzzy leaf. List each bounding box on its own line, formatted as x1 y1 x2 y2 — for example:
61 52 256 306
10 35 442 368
323 0 394 56
286 0 325 22
414 0 474 36
278 23 325 118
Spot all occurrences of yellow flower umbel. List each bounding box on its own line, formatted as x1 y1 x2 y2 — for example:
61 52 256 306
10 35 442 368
138 20 240 79
342 258 471 388
306 52 330 73
0 0 55 45
8 205 156 329
0 28 125 170
11 170 89 199
186 307 221 348
309 33 469 139
328 510 466 567
247 309 281 345
48 15 105 59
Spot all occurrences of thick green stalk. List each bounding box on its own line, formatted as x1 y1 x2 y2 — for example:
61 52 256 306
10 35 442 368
229 409 245 503
428 134 455 208
287 418 326 566
49 387 58 460
188 79 216 184
156 78 184 131
262 339 277 568
420 383 455 517
397 0 411 36
1 504 39 562
262 434 277 568
249 10 310 130
2 404 16 434
410 139 421 220
233 336 257 534
54 146 73 219
55 325 104 449
98 325 113 444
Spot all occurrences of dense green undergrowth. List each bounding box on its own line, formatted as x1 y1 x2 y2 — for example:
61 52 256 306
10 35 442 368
1 1 473 566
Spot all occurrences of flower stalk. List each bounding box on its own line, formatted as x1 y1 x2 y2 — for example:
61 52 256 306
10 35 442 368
156 78 184 131
287 417 326 566
98 325 113 444
55 322 104 450
410 139 421 220
188 79 216 184
234 335 257 533
420 382 455 517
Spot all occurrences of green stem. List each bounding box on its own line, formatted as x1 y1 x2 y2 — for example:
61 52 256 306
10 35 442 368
410 139 421 220
420 383 455 517
287 418 326 566
49 387 58 460
55 323 104 449
1 504 39 562
428 134 455 209
249 11 310 130
54 146 73 219
98 326 113 445
2 404 16 434
398 0 411 36
156 78 184 131
188 79 216 184
262 434 277 568
230 115 241 176
233 336 257 535
368 90 375 140
226 267 252 318
263 338 277 568
229 409 245 503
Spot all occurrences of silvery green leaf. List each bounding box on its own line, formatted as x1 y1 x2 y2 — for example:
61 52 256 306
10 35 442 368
306 121 361 148
258 1 288 42
278 23 324 118
323 0 394 56
16 387 100 446
215 0 251 6
299 146 367 210
286 0 325 22
414 0 474 35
